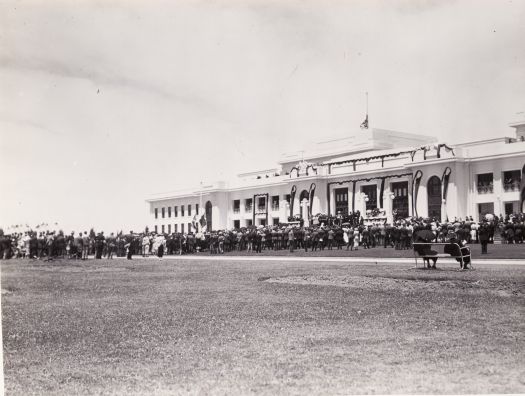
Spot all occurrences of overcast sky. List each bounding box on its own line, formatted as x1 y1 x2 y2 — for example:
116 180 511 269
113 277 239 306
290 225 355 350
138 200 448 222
1 0 524 232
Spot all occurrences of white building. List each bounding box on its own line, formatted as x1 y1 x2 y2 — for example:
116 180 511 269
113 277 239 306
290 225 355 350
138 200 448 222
146 122 525 234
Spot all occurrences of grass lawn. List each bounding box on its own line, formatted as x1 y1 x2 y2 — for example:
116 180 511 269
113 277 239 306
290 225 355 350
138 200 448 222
2 258 524 395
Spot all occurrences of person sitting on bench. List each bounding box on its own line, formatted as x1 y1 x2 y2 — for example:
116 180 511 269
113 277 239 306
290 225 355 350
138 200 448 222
413 233 438 269
444 231 471 270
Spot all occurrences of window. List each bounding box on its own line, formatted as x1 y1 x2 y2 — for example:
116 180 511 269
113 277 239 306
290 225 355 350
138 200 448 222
168 207 171 218
188 223 192 233
174 206 178 217
478 202 494 219
361 185 378 211
154 225 158 233
181 223 184 234
154 208 158 219
391 181 409 219
196 204 199 214
168 224 171 234
161 207 165 218
233 220 240 229
174 224 178 233
245 198 253 212
477 173 494 194
503 170 521 192
427 176 442 220
188 205 192 216
285 194 291 204
271 195 279 211
161 225 165 233
246 219 253 226
181 205 185 216
273 217 280 225
335 188 349 215
233 199 240 214
258 197 266 211
260 219 266 226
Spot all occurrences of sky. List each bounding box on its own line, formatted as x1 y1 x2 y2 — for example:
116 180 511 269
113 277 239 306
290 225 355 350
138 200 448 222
1 0 524 233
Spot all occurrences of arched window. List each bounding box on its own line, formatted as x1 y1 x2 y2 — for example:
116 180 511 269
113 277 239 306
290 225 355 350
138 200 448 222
299 190 309 218
427 176 442 220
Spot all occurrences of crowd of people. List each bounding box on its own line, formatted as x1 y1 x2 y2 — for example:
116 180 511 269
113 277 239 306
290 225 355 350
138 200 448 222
1 212 523 261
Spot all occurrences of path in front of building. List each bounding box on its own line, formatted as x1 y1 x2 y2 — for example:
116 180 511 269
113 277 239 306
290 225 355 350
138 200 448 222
126 254 523 266
126 243 524 265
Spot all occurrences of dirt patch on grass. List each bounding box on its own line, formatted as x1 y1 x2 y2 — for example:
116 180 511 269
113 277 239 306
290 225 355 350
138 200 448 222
29 265 130 273
263 274 524 298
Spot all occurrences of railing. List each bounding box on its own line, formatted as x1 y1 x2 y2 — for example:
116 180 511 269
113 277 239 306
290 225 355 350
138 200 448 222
503 182 520 192
245 206 252 213
271 205 279 212
257 205 266 211
233 208 240 214
477 184 494 194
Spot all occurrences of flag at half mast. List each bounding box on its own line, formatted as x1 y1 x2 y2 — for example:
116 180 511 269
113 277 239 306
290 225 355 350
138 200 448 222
360 92 369 130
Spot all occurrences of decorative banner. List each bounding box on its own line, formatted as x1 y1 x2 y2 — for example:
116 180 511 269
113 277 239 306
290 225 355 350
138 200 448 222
379 178 386 209
326 184 331 216
317 144 455 171
441 167 452 222
521 163 525 211
441 167 452 201
289 161 318 178
308 183 316 217
290 185 297 218
412 170 423 217
437 144 455 158
352 181 357 212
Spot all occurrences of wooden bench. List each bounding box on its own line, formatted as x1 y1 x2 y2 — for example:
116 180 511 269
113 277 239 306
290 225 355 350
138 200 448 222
413 242 473 269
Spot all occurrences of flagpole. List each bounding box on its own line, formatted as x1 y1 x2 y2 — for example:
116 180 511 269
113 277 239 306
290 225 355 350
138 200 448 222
366 91 369 129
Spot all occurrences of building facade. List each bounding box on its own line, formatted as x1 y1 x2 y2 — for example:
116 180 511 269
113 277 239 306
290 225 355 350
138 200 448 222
146 122 525 233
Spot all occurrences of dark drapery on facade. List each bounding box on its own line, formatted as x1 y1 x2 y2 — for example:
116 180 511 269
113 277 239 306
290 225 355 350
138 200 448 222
308 183 316 217
521 164 525 211
290 185 297 218
412 170 423 217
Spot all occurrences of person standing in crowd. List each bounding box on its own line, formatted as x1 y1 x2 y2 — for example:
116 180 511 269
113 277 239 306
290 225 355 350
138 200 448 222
106 233 116 259
479 221 490 254
303 228 311 252
82 231 90 260
353 227 360 250
344 228 351 250
74 232 83 259
126 231 135 260
327 227 334 250
335 227 344 250
288 227 295 253
142 233 150 257
29 232 38 259
362 226 370 249
94 232 105 259
155 233 165 260
45 232 54 261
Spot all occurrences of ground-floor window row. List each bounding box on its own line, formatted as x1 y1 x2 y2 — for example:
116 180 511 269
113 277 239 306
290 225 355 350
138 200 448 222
153 222 201 234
